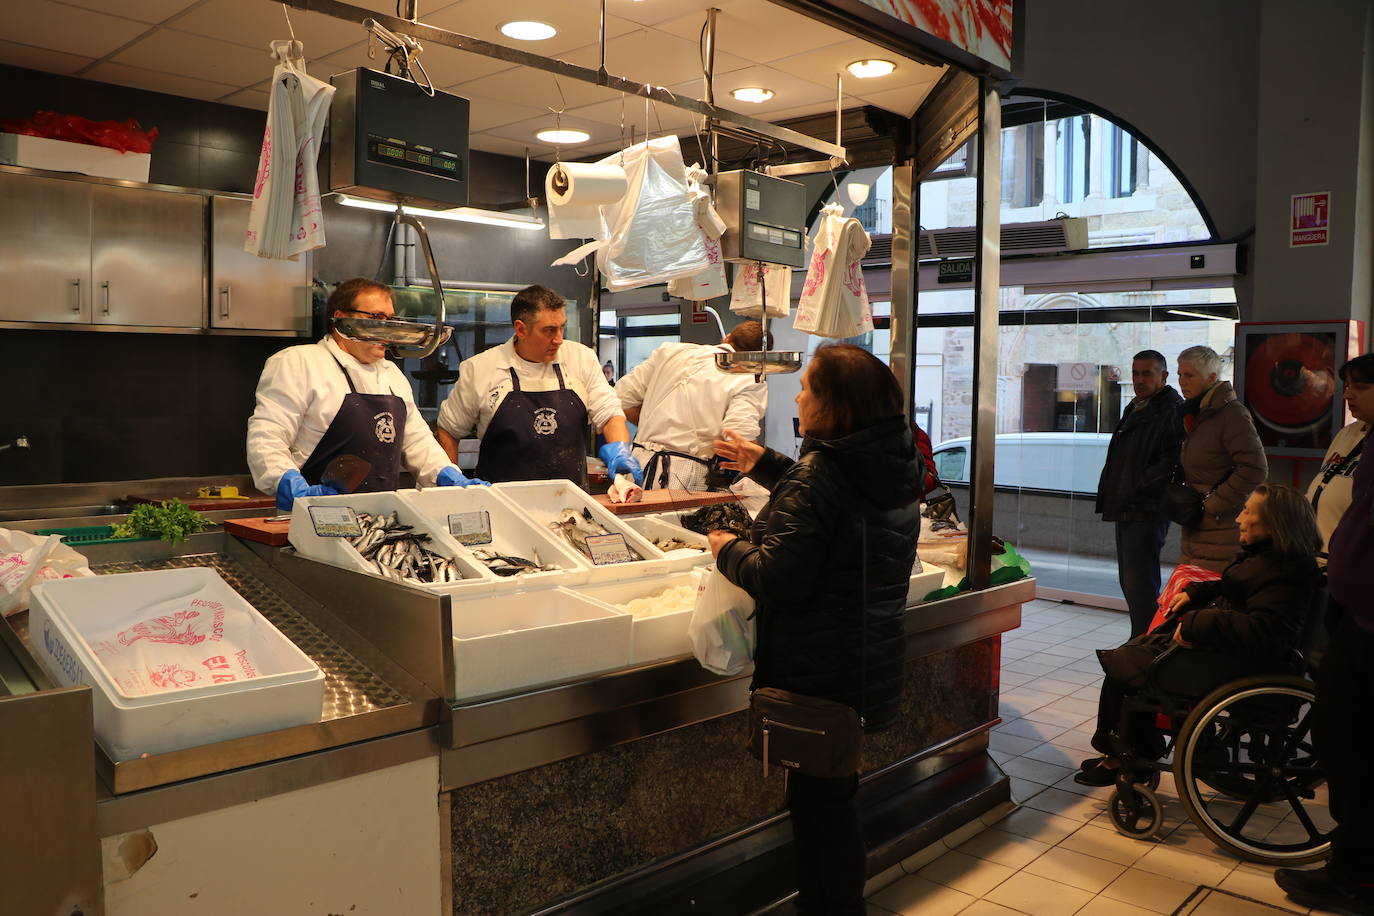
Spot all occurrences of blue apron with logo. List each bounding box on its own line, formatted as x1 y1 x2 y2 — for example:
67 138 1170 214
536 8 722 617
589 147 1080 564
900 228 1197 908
299 355 406 492
476 365 588 485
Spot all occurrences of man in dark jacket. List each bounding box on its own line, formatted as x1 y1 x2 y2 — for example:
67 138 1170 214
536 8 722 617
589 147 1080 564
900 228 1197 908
1097 350 1185 636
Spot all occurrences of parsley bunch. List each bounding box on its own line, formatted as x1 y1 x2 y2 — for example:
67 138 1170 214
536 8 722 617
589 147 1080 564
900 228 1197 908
109 499 212 544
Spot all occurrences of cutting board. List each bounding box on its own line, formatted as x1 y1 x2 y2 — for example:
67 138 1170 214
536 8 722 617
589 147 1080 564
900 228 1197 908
223 516 291 547
595 489 741 516
128 492 276 512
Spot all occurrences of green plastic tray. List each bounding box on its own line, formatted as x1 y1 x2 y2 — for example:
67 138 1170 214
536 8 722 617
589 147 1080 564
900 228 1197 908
33 525 156 546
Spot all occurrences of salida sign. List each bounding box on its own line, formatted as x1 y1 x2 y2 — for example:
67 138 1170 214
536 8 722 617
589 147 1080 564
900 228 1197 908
1291 192 1331 247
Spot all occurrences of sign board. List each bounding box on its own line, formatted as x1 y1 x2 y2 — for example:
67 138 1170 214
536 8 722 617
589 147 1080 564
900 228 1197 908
846 0 1013 72
1056 362 1098 392
936 258 975 284
308 506 362 538
1291 192 1330 247
690 302 710 324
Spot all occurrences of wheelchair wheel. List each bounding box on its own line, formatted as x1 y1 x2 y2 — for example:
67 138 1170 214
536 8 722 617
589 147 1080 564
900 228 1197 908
1174 675 1330 865
1110 783 1163 839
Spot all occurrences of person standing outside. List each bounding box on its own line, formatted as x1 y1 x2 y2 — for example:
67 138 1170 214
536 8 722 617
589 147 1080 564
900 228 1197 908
614 321 769 491
436 285 642 487
1097 350 1184 636
1175 345 1268 571
247 278 482 510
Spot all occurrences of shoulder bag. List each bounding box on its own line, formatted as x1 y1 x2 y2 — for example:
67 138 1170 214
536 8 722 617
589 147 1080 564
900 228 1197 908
745 519 867 778
1164 465 1232 528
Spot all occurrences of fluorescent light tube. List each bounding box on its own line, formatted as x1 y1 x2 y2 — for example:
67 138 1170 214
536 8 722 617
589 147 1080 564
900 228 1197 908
335 195 545 231
1165 308 1234 321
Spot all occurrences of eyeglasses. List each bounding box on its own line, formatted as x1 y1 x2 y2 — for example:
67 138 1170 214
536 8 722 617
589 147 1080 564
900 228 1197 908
340 307 394 322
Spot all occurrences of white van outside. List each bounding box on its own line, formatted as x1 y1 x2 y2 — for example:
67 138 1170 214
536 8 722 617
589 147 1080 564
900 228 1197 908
930 432 1114 494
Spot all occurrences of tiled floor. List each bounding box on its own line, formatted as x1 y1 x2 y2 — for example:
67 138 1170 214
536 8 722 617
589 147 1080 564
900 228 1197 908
862 597 1337 916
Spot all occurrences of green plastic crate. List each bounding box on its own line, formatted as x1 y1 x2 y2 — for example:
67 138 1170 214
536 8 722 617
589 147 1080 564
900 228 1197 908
33 525 156 546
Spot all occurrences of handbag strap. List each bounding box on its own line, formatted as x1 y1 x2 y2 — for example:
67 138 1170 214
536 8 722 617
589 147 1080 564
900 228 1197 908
859 517 868 728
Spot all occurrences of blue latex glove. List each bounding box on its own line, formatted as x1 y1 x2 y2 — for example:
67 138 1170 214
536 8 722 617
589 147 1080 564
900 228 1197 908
437 466 489 488
275 469 339 511
598 441 644 486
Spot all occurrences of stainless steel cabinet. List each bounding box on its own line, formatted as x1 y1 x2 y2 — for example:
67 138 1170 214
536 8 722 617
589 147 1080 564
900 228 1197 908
91 184 205 328
0 172 93 324
210 196 311 331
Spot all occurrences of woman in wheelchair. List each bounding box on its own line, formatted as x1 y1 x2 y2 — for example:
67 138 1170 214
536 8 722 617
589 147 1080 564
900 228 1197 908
1077 483 1323 787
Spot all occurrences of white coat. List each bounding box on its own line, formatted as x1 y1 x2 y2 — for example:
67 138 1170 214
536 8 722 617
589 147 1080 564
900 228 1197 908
246 336 455 495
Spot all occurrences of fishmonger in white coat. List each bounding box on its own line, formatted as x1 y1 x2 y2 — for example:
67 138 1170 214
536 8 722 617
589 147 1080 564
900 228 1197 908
247 278 481 509
615 321 769 490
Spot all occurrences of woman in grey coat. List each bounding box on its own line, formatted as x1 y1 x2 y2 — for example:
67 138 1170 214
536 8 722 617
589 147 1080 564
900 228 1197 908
1176 346 1269 571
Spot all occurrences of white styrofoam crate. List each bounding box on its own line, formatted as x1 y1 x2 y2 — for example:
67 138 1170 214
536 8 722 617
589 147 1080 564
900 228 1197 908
450 587 631 700
492 480 670 583
574 570 704 665
400 486 588 591
289 490 495 595
0 133 151 181
622 516 711 573
907 569 947 607
29 567 324 761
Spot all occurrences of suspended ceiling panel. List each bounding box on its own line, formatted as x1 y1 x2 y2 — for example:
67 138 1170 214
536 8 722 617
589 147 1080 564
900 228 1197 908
0 0 946 159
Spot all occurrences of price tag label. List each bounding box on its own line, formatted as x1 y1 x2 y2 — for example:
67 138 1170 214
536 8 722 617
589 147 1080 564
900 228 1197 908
585 533 634 565
308 506 362 538
447 511 493 546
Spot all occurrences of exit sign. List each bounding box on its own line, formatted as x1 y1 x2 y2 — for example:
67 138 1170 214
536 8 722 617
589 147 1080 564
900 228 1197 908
937 259 975 284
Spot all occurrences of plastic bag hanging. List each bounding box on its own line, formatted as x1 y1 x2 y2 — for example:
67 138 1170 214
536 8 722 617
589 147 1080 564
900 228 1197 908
667 163 729 301
554 136 710 291
794 203 874 338
729 261 791 318
245 40 335 260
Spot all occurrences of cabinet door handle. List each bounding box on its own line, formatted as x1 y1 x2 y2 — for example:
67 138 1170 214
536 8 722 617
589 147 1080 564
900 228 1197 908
71 279 81 312
220 285 231 318
100 280 110 315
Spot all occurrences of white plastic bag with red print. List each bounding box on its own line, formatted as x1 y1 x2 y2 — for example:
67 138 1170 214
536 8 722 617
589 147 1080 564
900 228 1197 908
0 529 93 617
728 261 792 319
794 203 874 339
81 569 284 698
667 164 729 301
244 40 335 260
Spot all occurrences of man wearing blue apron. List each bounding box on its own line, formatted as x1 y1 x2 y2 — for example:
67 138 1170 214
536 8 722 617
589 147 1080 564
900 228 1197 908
248 278 484 509
437 285 642 487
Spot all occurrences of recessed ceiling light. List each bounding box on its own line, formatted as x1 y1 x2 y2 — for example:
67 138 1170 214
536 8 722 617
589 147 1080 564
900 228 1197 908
536 128 590 144
731 87 775 104
500 20 557 41
847 58 896 79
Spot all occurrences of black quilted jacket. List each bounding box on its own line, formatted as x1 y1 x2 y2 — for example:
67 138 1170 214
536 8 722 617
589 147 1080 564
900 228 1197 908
715 416 923 730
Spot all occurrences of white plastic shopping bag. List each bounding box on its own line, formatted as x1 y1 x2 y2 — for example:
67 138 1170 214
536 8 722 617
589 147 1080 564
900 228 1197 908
0 529 93 617
794 204 874 338
557 137 711 290
729 261 792 318
689 567 756 676
245 40 335 260
667 164 729 301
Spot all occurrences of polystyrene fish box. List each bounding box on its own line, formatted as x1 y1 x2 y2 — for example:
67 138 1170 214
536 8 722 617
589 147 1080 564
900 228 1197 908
400 486 588 591
622 516 711 573
493 480 669 583
289 490 495 596
576 570 704 665
29 567 324 761
908 569 947 607
449 587 631 700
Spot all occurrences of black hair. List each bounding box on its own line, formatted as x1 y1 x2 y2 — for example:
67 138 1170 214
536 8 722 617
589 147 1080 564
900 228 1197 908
1339 353 1374 385
511 285 566 327
1133 349 1168 372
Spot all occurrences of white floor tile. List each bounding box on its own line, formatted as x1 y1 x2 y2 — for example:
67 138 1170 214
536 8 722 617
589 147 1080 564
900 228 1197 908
989 732 1042 756
867 873 976 916
956 827 1052 869
1000 756 1077 786
1020 741 1083 768
1132 844 1236 887
1021 845 1128 893
989 806 1084 844
984 871 1095 916
1057 822 1156 866
1021 786 1110 822
1220 863 1309 912
1099 867 1199 914
917 849 1017 897
996 718 1069 743
957 901 1028 916
1075 894 1162 916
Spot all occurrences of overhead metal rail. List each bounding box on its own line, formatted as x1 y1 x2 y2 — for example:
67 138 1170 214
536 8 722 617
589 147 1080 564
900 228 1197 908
273 0 847 163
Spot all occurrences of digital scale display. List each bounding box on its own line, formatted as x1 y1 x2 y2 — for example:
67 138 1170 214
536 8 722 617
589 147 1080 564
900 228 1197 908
367 135 464 181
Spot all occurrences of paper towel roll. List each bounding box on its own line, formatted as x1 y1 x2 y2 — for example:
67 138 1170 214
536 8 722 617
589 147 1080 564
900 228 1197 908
546 162 628 240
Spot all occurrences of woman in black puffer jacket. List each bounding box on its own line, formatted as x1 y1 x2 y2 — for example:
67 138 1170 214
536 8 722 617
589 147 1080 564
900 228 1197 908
709 344 924 916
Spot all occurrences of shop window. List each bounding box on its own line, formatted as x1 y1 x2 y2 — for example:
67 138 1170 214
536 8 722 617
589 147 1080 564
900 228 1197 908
1057 115 1089 204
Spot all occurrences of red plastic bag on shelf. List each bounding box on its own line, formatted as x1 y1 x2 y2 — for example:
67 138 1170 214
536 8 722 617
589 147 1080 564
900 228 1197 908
0 110 158 154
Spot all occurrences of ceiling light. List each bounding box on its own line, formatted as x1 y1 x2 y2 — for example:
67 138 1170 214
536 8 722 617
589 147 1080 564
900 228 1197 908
535 128 590 144
334 195 545 231
731 87 775 104
847 59 896 79
499 20 557 41
1165 308 1234 322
